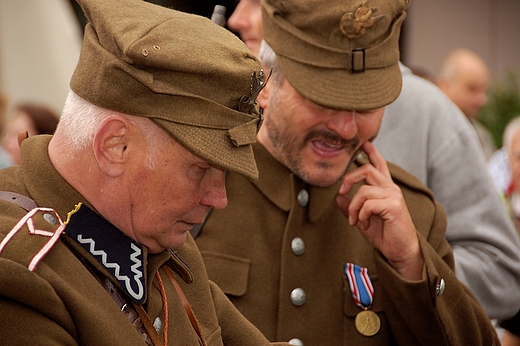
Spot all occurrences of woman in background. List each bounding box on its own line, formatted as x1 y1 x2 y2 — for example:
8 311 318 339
1 102 59 165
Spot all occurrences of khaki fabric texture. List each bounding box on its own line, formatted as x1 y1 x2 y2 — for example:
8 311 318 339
196 143 500 345
0 136 285 345
262 0 410 111
71 0 265 180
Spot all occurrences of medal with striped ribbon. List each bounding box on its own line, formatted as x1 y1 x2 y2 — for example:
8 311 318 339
344 263 381 336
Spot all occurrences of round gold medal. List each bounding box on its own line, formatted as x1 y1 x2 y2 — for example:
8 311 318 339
354 310 381 336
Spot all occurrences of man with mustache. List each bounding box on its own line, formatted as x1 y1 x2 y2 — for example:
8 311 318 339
0 0 291 344
195 0 499 344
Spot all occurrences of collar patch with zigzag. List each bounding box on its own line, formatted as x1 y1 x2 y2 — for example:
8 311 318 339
64 203 147 304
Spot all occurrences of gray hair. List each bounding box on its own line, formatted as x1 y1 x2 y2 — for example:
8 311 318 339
258 40 284 85
58 91 170 169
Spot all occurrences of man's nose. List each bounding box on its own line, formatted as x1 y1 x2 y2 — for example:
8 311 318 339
325 111 358 140
201 170 228 210
227 1 250 31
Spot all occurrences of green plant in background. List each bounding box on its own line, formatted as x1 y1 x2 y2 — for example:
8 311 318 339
479 71 520 148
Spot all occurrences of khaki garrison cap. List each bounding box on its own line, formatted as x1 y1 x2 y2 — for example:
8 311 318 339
71 0 267 180
262 0 410 111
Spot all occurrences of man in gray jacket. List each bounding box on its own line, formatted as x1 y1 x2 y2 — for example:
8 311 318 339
374 63 520 322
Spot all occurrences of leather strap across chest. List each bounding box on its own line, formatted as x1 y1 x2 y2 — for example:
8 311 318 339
164 265 206 345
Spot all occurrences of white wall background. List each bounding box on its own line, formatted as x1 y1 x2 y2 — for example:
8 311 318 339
402 0 520 84
0 0 519 115
0 0 82 115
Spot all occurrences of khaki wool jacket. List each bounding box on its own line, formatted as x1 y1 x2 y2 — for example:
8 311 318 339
0 135 285 346
195 142 499 345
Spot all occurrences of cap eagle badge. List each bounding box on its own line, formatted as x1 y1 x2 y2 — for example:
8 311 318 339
340 0 385 39
238 69 270 114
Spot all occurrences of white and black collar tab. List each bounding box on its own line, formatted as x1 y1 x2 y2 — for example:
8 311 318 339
64 203 147 304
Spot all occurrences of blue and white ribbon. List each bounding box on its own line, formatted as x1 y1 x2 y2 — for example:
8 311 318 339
344 263 374 308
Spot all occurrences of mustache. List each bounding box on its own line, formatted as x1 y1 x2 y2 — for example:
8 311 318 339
302 129 359 151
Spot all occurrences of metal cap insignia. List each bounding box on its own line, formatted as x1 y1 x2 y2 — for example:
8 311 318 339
340 0 385 39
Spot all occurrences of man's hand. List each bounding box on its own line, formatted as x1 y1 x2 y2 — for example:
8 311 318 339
336 142 424 281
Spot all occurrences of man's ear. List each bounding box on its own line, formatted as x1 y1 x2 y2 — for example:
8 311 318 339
257 77 272 109
93 115 130 177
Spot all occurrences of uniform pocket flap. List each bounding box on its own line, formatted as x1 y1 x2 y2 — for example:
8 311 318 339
200 251 251 297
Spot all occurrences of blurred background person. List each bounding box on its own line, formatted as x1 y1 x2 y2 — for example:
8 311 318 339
1 102 59 165
488 145 512 200
497 116 520 232
212 0 520 331
0 89 12 169
227 0 262 56
436 48 496 159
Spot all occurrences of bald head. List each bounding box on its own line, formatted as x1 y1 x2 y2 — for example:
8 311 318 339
436 48 490 120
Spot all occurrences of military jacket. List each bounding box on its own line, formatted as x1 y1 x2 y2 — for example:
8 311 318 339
0 135 283 345
196 143 499 345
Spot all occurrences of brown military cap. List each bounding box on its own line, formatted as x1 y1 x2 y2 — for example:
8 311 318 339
262 0 410 111
71 0 266 180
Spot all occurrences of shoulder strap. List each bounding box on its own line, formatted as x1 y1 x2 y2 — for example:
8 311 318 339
0 191 38 211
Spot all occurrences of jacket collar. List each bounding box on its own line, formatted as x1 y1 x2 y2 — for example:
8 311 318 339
65 203 149 304
251 142 361 223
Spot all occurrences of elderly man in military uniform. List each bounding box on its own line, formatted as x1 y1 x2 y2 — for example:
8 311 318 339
0 0 292 345
195 0 499 345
